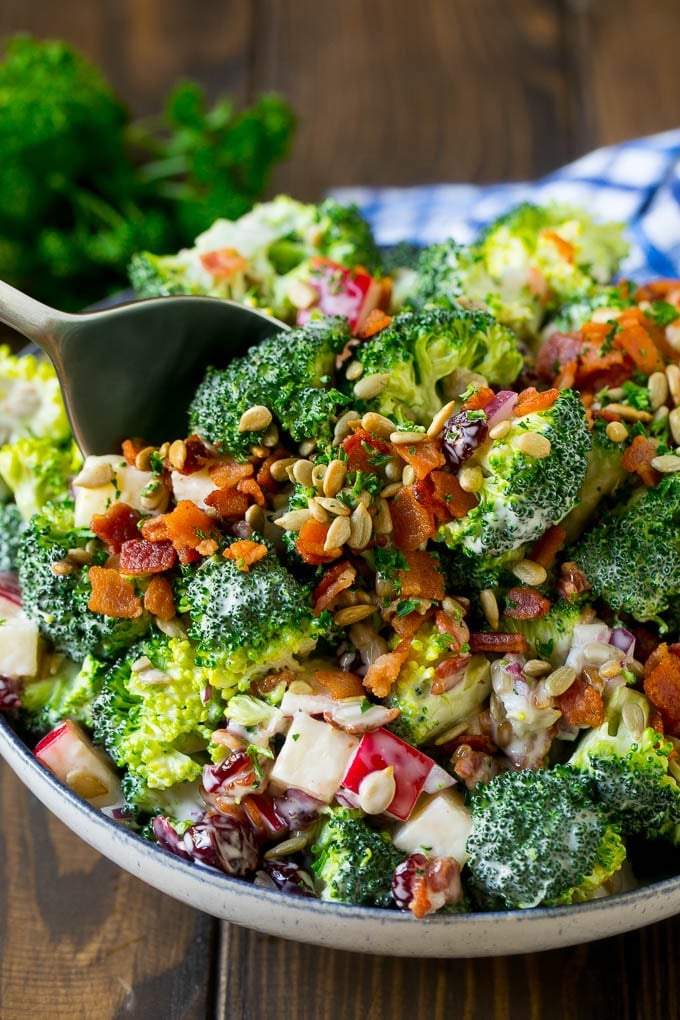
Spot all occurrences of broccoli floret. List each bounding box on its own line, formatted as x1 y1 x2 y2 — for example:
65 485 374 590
175 546 330 687
561 421 628 543
407 239 467 311
386 621 491 745
311 806 406 908
438 389 591 557
0 345 70 445
121 772 206 830
315 198 382 271
546 284 636 334
188 316 350 457
347 307 522 426
571 473 680 625
0 502 26 571
0 435 82 520
501 598 592 667
16 502 150 661
127 251 191 299
93 634 226 789
20 653 105 733
570 686 680 843
465 765 626 909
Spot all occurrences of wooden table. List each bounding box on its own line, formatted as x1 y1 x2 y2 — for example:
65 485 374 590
2 3 680 1016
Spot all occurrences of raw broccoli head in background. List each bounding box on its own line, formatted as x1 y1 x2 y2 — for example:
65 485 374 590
315 198 383 272
188 316 350 457
175 545 331 685
571 473 680 626
92 634 226 790
545 283 636 335
311 806 407 908
570 686 680 844
346 306 522 426
437 388 591 558
16 502 150 661
0 435 82 521
406 239 467 311
465 765 626 909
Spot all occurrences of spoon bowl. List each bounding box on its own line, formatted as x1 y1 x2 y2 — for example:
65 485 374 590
0 280 289 455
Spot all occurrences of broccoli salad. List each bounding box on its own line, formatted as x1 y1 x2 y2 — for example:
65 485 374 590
2 196 680 918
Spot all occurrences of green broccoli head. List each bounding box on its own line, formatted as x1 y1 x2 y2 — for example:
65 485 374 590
0 501 26 571
93 634 226 790
466 765 626 909
188 316 350 457
20 653 106 734
127 251 192 299
560 420 628 543
16 502 150 661
407 239 466 311
311 806 407 908
347 307 522 426
0 435 82 520
386 621 491 745
571 473 680 625
175 546 331 686
570 686 680 843
315 198 382 271
438 388 591 557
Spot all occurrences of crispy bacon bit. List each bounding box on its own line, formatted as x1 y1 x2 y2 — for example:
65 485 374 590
397 550 445 601
558 678 605 728
251 670 295 697
204 487 251 518
141 500 220 564
390 486 437 551
143 575 176 620
394 438 446 480
314 668 365 700
223 540 268 572
295 518 342 566
363 641 411 698
341 428 391 475
503 586 551 620
312 560 357 615
91 503 142 553
256 449 289 492
469 632 528 654
460 387 495 412
391 611 429 641
536 332 583 383
451 746 498 789
88 566 143 619
431 654 472 694
177 435 211 475
237 476 266 506
554 358 577 390
394 853 463 918
414 471 477 523
557 561 591 602
120 538 177 575
434 608 470 650
121 437 147 466
530 525 567 570
356 308 392 339
514 386 560 417
644 649 680 736
622 435 661 487
209 461 254 488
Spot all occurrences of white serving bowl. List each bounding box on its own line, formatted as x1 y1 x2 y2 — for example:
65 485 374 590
3 712 680 957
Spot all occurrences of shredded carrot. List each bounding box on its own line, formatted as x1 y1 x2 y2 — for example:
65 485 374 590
530 525 567 570
356 308 392 339
393 438 446 480
541 229 575 263
143 575 176 620
223 539 268 572
514 387 559 417
389 485 437 551
88 566 143 619
460 387 495 412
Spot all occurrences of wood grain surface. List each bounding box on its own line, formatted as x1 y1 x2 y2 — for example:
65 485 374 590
1 2 680 1018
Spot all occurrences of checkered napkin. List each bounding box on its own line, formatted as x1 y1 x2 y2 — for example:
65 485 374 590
329 129 680 281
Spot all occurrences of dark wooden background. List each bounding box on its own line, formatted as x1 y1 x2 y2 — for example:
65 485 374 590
2 2 680 1017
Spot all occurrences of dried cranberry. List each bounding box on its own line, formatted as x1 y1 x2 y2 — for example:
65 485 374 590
154 811 259 876
441 411 488 469
392 852 428 911
261 859 316 897
0 676 20 711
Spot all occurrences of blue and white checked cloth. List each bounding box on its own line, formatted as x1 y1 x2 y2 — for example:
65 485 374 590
330 129 680 281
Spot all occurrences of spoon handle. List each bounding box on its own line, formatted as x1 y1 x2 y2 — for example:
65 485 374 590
0 279 67 356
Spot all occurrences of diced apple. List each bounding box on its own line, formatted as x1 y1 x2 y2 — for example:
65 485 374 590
73 455 157 527
295 257 383 333
0 610 40 678
392 789 473 865
35 719 123 809
341 728 436 821
269 712 359 803
171 466 218 514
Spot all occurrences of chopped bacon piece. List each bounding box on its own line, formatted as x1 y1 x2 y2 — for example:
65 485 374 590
143 575 176 620
530 525 567 570
223 540 268 572
614 310 665 374
121 437 147 466
120 538 177 575
313 560 357 615
363 641 411 698
429 470 478 520
460 387 495 412
91 503 142 554
200 247 248 279
554 359 577 390
390 486 437 551
356 308 392 339
514 387 559 417
558 679 605 728
469 632 528 654
88 566 143 619
451 747 498 789
431 653 472 694
295 518 342 565
256 449 290 492
392 611 429 641
644 642 671 678
536 332 583 383
622 435 660 487
435 608 470 650
394 438 446 480
397 550 445 601
341 428 391 475
141 500 220 564
504 586 551 620
557 561 591 602
314 668 365 700
180 435 212 475
204 487 251 519
237 477 266 506
209 461 254 488
644 649 680 735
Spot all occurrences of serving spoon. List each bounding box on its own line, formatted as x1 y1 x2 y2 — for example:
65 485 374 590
0 280 289 456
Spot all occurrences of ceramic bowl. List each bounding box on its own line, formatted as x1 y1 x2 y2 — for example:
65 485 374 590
2 713 680 956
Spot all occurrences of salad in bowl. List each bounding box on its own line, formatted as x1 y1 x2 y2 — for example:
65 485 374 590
1 195 680 923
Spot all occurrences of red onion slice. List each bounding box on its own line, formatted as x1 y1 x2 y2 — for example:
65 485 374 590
484 391 518 430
